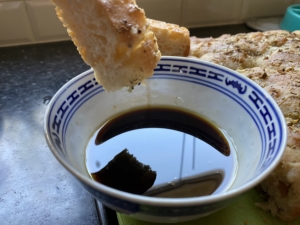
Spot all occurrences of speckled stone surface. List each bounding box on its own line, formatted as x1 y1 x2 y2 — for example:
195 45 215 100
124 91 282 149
0 41 98 225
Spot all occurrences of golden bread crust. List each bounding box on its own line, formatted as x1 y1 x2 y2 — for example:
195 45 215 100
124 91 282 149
147 19 190 56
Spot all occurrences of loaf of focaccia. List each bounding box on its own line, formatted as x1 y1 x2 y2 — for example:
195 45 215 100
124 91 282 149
190 30 300 221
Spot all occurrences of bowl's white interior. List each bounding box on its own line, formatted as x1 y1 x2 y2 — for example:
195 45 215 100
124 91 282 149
45 57 286 223
65 76 262 191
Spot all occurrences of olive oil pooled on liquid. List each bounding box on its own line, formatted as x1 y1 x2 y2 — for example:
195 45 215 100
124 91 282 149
85 106 238 198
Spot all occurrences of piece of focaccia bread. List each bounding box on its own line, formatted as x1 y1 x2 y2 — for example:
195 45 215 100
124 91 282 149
147 18 190 57
190 30 300 221
51 0 161 92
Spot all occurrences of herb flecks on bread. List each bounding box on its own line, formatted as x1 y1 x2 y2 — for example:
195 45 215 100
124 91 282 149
51 0 161 92
190 30 300 221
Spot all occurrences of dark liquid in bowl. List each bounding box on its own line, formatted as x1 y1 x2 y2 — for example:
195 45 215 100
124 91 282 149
85 106 237 198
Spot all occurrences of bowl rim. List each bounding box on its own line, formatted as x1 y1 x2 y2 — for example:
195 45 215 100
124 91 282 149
44 56 287 207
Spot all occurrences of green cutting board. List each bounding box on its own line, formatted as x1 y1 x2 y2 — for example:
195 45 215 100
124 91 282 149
117 188 300 225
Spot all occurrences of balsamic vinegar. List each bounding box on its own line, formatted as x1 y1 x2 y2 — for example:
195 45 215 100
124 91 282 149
85 106 238 198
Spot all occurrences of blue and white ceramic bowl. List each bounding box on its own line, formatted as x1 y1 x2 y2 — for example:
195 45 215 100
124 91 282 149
44 56 287 223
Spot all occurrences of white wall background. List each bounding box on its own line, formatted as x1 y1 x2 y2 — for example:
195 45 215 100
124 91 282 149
0 0 299 47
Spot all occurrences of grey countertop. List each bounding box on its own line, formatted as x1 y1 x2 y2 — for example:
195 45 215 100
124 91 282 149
0 41 98 225
0 24 254 225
